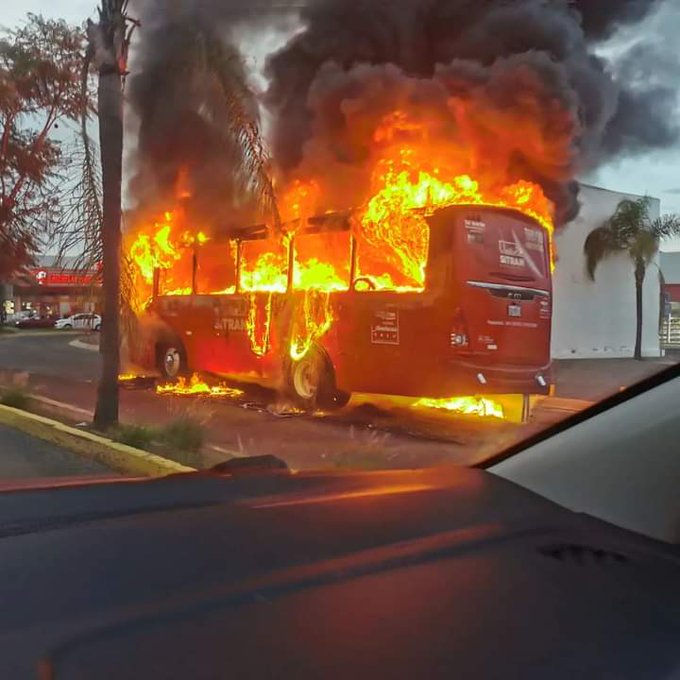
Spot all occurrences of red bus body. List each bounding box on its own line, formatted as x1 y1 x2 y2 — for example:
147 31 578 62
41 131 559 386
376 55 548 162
134 205 552 398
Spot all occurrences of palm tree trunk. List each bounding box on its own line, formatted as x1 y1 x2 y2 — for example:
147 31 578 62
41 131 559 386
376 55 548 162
93 65 123 430
634 258 646 361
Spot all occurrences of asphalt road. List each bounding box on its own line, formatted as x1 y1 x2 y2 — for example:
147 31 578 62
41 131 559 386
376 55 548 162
0 331 100 381
0 331 669 472
0 423 112 478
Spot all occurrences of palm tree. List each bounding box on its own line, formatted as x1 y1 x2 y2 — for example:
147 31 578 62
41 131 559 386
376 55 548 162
85 0 135 430
584 196 680 360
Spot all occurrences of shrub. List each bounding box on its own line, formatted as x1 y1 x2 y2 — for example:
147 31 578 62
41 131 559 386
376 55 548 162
108 415 207 468
0 387 31 410
160 416 204 453
110 423 156 450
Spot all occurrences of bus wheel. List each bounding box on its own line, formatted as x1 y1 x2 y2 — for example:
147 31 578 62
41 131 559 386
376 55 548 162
289 350 323 408
288 347 349 411
157 343 187 380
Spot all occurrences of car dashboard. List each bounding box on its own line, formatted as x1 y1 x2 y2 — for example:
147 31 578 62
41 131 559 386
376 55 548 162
0 466 678 679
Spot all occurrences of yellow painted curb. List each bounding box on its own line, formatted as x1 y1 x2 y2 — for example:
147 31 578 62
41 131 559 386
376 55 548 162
0 404 195 477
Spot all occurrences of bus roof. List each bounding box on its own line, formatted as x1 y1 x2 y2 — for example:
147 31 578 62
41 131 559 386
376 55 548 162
207 204 546 245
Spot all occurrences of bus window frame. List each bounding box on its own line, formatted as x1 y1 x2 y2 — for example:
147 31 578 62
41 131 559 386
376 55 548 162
153 207 550 301
290 227 355 294
155 243 195 297
237 231 289 295
194 237 240 296
235 240 242 294
153 209 439 299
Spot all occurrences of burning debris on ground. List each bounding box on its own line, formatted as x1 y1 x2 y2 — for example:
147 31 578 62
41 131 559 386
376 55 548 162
118 374 158 390
156 373 244 399
414 396 505 420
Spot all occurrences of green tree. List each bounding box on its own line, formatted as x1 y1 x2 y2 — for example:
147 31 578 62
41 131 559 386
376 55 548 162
584 196 680 360
0 14 88 279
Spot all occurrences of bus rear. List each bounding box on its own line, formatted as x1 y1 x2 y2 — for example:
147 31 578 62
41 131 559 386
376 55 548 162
426 205 552 395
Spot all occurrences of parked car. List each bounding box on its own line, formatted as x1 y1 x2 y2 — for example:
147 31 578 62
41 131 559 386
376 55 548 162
54 313 102 331
6 310 36 325
15 315 58 329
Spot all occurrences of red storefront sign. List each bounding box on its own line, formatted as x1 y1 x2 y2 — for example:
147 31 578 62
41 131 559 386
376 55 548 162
30 269 100 287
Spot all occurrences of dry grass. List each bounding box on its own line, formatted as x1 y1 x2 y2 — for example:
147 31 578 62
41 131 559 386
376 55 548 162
109 413 207 469
331 427 395 470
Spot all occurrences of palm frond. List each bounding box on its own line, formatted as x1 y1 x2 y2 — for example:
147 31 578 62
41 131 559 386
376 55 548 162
199 28 280 228
583 224 620 280
650 214 680 241
49 45 102 275
586 193 680 280
79 48 102 230
629 228 658 266
608 196 653 245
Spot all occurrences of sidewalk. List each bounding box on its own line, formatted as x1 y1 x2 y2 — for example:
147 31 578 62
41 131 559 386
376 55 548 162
74 333 99 347
69 334 99 351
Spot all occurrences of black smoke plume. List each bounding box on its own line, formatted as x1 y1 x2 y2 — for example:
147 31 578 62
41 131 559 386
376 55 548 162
265 0 677 225
127 1 284 229
127 0 676 227
571 0 664 39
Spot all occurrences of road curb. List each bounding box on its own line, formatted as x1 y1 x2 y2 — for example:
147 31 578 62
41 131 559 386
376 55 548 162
0 404 195 477
69 338 99 351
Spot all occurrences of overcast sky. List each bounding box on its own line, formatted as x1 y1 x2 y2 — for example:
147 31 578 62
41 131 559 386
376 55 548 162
3 0 680 246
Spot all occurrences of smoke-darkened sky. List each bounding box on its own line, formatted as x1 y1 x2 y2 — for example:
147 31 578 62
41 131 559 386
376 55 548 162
5 0 680 232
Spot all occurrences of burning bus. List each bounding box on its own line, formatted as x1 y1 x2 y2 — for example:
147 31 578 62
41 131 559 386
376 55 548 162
117 0 669 421
127 184 553 413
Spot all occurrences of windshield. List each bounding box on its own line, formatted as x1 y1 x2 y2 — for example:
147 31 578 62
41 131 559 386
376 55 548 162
453 210 550 285
1 1 679 482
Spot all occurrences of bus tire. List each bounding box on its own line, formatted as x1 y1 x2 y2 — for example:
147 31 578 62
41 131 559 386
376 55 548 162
287 346 349 411
157 341 188 380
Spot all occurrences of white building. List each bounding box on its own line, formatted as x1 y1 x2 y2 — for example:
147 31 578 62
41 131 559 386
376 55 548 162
551 184 661 359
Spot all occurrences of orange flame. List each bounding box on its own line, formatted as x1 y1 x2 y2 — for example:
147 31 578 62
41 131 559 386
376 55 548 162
129 214 181 285
355 111 555 290
280 179 321 223
246 293 274 357
415 396 505 419
289 291 334 361
126 109 555 362
156 373 243 398
240 249 289 293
